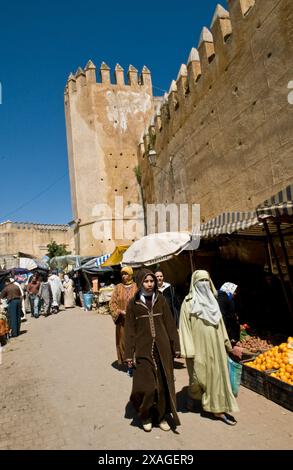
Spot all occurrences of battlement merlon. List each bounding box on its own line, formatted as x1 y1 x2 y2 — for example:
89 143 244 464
176 64 188 104
115 63 124 85
75 67 86 88
85 60 97 83
228 0 255 22
198 27 215 74
100 62 111 84
65 61 153 95
210 4 232 64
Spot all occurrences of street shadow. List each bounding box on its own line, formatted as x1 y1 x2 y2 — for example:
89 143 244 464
124 401 141 429
111 360 127 373
176 387 235 424
176 386 202 414
124 400 182 434
173 359 185 369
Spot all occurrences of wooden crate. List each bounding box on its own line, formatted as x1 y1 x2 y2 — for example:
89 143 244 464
241 361 267 397
241 361 293 411
265 375 293 412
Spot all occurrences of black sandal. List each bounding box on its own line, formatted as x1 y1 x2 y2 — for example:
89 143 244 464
214 413 237 426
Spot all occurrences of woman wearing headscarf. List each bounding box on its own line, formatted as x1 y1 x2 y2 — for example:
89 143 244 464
124 269 180 432
155 271 180 327
179 270 240 425
109 266 137 367
63 274 76 308
218 282 240 346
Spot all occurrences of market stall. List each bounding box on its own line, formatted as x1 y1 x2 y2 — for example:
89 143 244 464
75 254 118 312
256 183 293 322
187 205 293 409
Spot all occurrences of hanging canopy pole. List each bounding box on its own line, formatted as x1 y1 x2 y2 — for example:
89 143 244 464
275 218 293 296
189 250 194 273
264 240 273 274
263 219 293 320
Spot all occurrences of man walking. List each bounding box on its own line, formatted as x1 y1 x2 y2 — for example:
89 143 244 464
0 279 22 337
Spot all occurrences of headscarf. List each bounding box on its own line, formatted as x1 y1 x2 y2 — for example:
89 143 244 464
219 282 238 300
121 266 134 285
135 269 157 291
184 270 222 326
135 269 157 307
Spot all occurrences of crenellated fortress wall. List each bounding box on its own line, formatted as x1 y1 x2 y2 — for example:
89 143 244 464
0 221 73 258
65 61 156 255
139 0 293 224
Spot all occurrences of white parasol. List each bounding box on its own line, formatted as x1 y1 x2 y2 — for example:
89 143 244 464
122 232 192 267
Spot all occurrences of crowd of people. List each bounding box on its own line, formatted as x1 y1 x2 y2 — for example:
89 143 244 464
1 264 244 433
107 266 243 432
0 270 77 343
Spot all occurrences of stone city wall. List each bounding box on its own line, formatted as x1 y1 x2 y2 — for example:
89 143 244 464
139 0 293 225
0 221 73 258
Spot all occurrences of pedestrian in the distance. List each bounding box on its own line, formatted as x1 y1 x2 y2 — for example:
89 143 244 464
48 271 64 314
218 282 240 347
63 274 75 308
0 279 22 337
27 274 41 318
39 275 53 316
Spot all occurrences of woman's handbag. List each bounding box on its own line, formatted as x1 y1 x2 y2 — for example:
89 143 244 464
227 356 243 397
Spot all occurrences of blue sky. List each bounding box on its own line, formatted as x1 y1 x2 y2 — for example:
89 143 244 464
0 0 220 224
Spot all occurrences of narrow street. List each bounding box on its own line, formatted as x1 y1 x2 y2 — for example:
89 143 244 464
0 307 292 450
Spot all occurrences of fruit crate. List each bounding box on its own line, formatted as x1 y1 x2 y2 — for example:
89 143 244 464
240 360 267 397
265 374 293 412
241 360 293 411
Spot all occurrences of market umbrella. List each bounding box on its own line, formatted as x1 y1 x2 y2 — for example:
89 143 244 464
19 257 38 271
122 232 192 267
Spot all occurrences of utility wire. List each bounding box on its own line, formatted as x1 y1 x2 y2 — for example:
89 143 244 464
0 173 68 221
153 85 167 94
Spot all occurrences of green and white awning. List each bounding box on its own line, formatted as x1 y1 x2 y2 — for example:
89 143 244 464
200 211 259 239
256 183 293 219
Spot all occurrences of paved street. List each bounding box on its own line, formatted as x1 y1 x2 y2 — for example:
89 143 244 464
0 307 292 450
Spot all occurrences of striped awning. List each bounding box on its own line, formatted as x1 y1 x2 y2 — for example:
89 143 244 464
200 211 259 239
95 253 111 266
256 183 293 219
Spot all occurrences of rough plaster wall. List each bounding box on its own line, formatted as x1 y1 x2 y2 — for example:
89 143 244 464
66 74 154 255
140 0 293 225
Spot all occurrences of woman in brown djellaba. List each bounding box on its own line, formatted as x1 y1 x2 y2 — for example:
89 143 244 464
124 269 180 432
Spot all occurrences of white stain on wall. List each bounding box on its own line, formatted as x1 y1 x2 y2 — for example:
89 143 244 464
106 91 152 131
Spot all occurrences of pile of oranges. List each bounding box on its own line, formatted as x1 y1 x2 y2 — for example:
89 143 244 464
244 337 293 386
